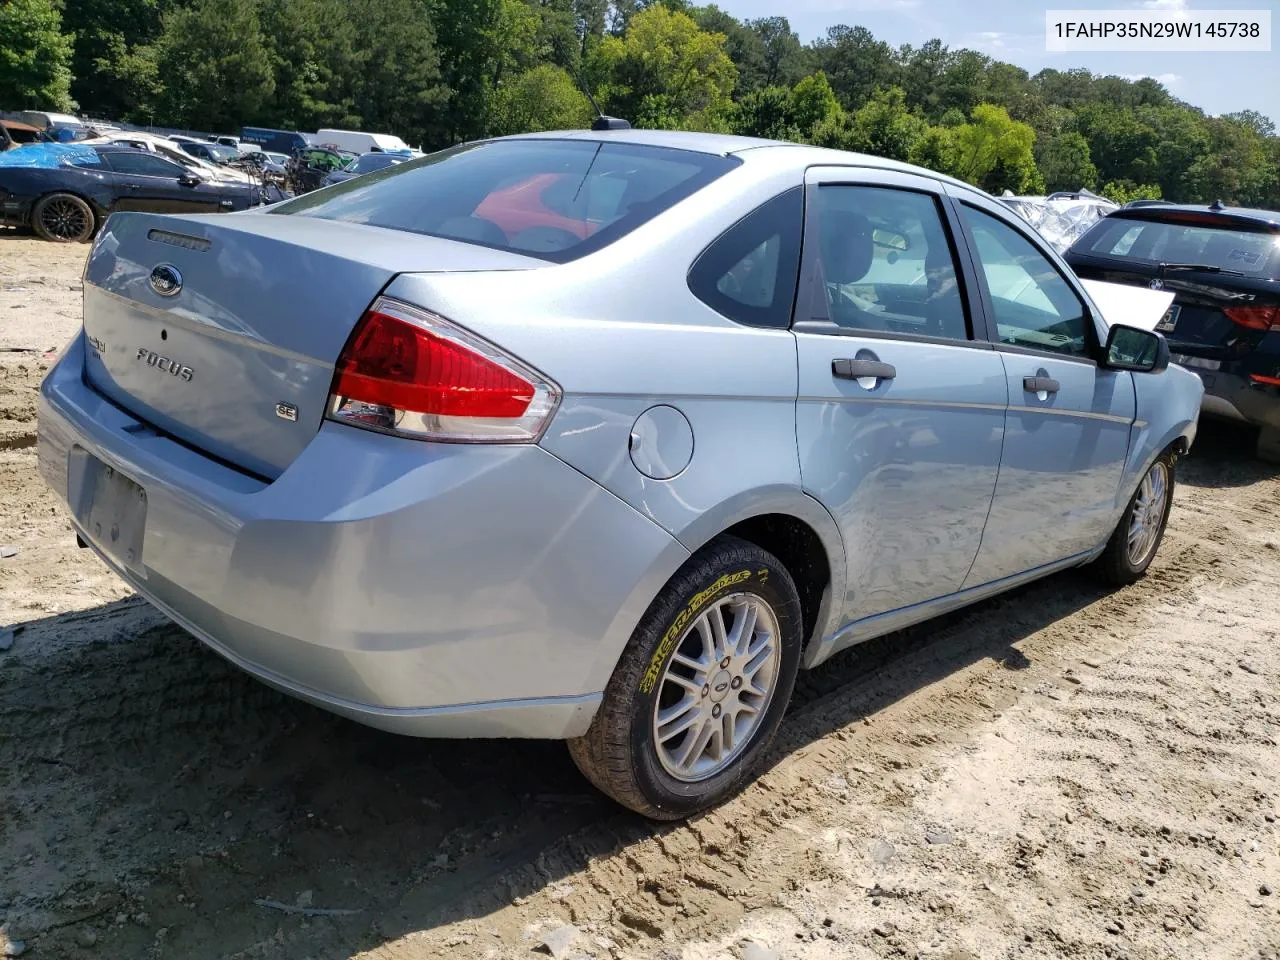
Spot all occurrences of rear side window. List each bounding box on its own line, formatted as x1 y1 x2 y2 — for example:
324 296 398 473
102 152 183 177
687 188 802 329
274 139 740 263
1084 216 1280 276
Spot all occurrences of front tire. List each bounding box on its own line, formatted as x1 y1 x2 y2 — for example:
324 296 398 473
31 193 96 243
1094 450 1175 586
568 536 803 820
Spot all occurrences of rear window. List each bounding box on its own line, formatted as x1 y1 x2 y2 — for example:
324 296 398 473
273 139 741 262
1083 216 1280 276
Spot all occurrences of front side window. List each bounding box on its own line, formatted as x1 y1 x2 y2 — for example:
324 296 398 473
801 184 970 341
273 139 740 263
687 187 802 329
962 205 1090 357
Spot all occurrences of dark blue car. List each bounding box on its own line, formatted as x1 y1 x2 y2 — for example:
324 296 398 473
320 151 406 187
0 143 265 242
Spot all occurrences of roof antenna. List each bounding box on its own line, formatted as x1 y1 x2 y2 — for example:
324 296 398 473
574 72 630 131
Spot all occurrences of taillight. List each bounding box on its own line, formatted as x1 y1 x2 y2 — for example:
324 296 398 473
1224 305 1280 331
327 297 560 442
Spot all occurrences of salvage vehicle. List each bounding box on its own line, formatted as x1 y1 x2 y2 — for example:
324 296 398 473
37 131 1202 818
320 151 406 186
177 141 239 165
1066 203 1280 462
0 143 267 242
1 119 47 151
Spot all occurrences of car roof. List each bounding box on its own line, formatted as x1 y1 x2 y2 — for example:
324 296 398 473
491 129 976 191
1109 203 1280 229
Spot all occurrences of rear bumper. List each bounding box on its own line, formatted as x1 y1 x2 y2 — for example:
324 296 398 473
1177 358 1280 432
39 334 689 738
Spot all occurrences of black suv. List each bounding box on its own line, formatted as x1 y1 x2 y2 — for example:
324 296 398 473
1066 204 1280 462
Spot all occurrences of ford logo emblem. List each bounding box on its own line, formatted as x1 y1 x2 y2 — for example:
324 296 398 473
149 263 183 297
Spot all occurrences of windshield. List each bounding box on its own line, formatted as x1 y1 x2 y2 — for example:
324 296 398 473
1082 216 1280 277
206 144 238 164
272 138 740 262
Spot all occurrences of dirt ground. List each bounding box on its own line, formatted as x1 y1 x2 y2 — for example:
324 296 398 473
1 230 1278 960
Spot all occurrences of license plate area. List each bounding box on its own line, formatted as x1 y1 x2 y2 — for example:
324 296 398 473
68 450 147 575
1155 304 1181 333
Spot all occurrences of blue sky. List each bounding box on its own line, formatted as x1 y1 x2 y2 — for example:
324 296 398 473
712 0 1279 126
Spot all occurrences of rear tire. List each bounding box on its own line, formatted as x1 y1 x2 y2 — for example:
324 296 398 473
568 536 803 820
1257 426 1280 465
31 193 96 243
1093 450 1175 586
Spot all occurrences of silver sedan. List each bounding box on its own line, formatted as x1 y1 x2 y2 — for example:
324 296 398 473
38 130 1202 818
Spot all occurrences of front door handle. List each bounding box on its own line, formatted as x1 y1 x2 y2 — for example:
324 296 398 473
1023 376 1061 394
833 359 897 381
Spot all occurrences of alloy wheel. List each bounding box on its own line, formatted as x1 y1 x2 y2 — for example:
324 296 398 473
40 198 90 241
1127 461 1169 566
651 593 780 782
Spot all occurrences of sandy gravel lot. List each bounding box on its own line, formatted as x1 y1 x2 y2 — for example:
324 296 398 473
1 231 1278 960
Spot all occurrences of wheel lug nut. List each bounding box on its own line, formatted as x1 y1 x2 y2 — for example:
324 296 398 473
701 684 709 698
720 656 730 669
712 704 721 718
731 676 742 689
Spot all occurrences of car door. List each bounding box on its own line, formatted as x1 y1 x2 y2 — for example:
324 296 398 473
102 151 225 214
951 192 1136 587
793 167 1008 633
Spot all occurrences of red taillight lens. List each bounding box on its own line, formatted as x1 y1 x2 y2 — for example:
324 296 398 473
327 298 559 442
1224 305 1280 331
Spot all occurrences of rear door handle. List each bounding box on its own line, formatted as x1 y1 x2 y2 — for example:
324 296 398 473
1023 376 1061 394
833 359 897 381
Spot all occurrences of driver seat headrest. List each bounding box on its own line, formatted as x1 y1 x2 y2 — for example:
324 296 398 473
819 209 875 285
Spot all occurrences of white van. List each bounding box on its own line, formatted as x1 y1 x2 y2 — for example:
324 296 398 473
315 128 411 154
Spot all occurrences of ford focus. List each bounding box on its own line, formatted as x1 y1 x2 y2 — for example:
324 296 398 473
38 131 1203 818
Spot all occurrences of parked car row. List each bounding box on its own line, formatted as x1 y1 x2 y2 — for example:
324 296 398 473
0 143 283 241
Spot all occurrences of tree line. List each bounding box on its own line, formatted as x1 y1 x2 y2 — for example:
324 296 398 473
3 0 1278 206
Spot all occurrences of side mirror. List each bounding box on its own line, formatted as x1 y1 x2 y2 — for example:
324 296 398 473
1104 324 1169 374
178 173 201 187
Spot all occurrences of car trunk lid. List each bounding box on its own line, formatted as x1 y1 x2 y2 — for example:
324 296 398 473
82 211 543 478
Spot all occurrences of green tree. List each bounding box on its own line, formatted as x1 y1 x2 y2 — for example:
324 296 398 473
950 103 1041 193
747 16 805 88
491 63 593 134
589 4 735 130
789 71 840 135
0 0 75 110
153 0 274 131
1036 132 1097 192
60 0 166 120
813 86 924 162
730 85 796 140
693 5 766 94
1100 180 1161 205
810 24 897 110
